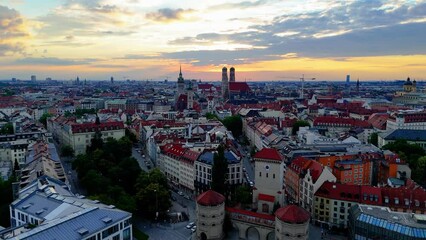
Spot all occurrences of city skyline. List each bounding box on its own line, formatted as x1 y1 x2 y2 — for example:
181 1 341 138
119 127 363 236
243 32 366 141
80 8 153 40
1 0 426 81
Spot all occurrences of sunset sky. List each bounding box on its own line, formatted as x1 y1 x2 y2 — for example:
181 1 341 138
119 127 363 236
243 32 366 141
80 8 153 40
1 0 426 81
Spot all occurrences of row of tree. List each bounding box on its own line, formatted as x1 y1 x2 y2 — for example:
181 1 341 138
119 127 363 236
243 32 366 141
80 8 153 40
382 139 426 186
72 132 170 218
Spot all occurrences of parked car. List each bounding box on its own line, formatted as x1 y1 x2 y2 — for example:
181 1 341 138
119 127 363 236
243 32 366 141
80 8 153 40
191 226 197 233
171 196 177 201
178 191 184 196
186 222 195 229
184 195 190 200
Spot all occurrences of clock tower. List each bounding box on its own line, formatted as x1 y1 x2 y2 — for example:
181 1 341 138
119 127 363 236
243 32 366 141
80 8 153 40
252 148 285 214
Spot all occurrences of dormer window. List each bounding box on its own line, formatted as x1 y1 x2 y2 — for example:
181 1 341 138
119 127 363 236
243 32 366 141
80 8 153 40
384 197 389 204
395 198 399 205
405 199 409 206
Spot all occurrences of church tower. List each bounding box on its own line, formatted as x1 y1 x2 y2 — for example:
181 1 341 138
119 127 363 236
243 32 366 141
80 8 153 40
221 66 229 100
230 67 235 82
187 80 194 110
177 65 185 97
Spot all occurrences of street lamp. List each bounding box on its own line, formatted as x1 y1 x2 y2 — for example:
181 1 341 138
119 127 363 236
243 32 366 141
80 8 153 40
154 189 158 220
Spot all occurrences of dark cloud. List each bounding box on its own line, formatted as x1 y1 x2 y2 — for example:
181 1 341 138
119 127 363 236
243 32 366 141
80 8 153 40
14 57 94 66
166 1 426 65
116 54 160 60
210 0 269 10
146 8 193 22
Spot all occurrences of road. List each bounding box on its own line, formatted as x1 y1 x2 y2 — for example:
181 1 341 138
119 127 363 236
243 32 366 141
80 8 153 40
239 145 255 185
132 147 152 172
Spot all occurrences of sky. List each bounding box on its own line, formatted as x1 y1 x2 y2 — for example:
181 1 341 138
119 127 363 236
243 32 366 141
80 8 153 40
0 0 426 81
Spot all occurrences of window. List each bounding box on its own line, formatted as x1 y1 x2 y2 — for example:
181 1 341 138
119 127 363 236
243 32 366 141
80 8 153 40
259 172 262 177
123 228 131 240
273 174 275 179
102 224 119 238
266 173 269 178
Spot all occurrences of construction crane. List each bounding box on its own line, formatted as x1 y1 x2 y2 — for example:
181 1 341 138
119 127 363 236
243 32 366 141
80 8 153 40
276 74 316 98
300 74 316 99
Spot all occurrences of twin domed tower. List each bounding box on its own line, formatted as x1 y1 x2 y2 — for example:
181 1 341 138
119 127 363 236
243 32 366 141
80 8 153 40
221 66 235 100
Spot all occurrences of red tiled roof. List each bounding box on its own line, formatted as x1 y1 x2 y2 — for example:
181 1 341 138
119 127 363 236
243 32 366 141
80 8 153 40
254 148 283 162
71 121 124 134
229 82 251 92
226 207 275 221
196 190 225 206
275 205 310 224
258 193 275 202
307 160 323 183
313 116 371 128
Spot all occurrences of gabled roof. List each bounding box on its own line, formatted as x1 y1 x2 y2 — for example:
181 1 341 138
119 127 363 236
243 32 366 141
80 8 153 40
254 148 283 162
196 190 225 206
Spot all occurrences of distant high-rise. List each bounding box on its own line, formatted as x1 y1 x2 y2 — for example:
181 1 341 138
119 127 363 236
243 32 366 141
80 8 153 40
111 76 114 84
230 67 235 82
76 76 80 85
12 78 17 82
221 66 229 100
31 75 36 82
346 75 350 84
357 78 360 94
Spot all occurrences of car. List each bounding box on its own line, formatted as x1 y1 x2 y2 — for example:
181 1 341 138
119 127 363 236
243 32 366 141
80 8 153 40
249 181 254 187
142 155 145 158
186 222 195 229
171 196 177 201
191 226 197 233
178 191 184 196
184 195 190 200
243 167 246 172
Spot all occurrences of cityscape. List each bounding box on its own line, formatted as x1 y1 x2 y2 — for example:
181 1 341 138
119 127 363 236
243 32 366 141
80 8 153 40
1 1 426 240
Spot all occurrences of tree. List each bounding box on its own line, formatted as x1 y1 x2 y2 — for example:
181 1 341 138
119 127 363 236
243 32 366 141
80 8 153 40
236 186 252 205
0 123 14 135
135 170 171 218
222 115 243 138
292 120 310 135
125 129 138 143
368 132 379 146
61 145 75 157
39 113 53 128
412 156 426 186
205 113 219 120
0 176 15 227
212 145 228 196
87 130 103 153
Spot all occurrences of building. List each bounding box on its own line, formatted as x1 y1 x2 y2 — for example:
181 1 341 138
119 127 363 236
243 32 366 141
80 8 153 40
252 148 285 214
30 75 36 82
195 149 242 194
196 190 225 240
314 182 381 229
177 66 185 98
3 176 132 240
378 129 426 150
47 117 125 155
275 205 310 240
349 204 426 240
386 110 426 131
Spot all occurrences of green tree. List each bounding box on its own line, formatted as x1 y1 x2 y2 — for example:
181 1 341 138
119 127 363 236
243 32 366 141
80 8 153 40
135 170 171 218
125 129 138 143
205 113 219 120
0 176 14 227
222 115 243 138
60 145 75 157
236 186 252 205
292 120 310 135
212 145 228 196
368 132 379 146
0 123 14 135
64 111 73 117
39 113 53 128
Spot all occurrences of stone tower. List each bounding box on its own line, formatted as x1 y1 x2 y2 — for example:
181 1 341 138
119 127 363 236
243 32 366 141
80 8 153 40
187 80 194 110
275 205 310 240
196 190 225 240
